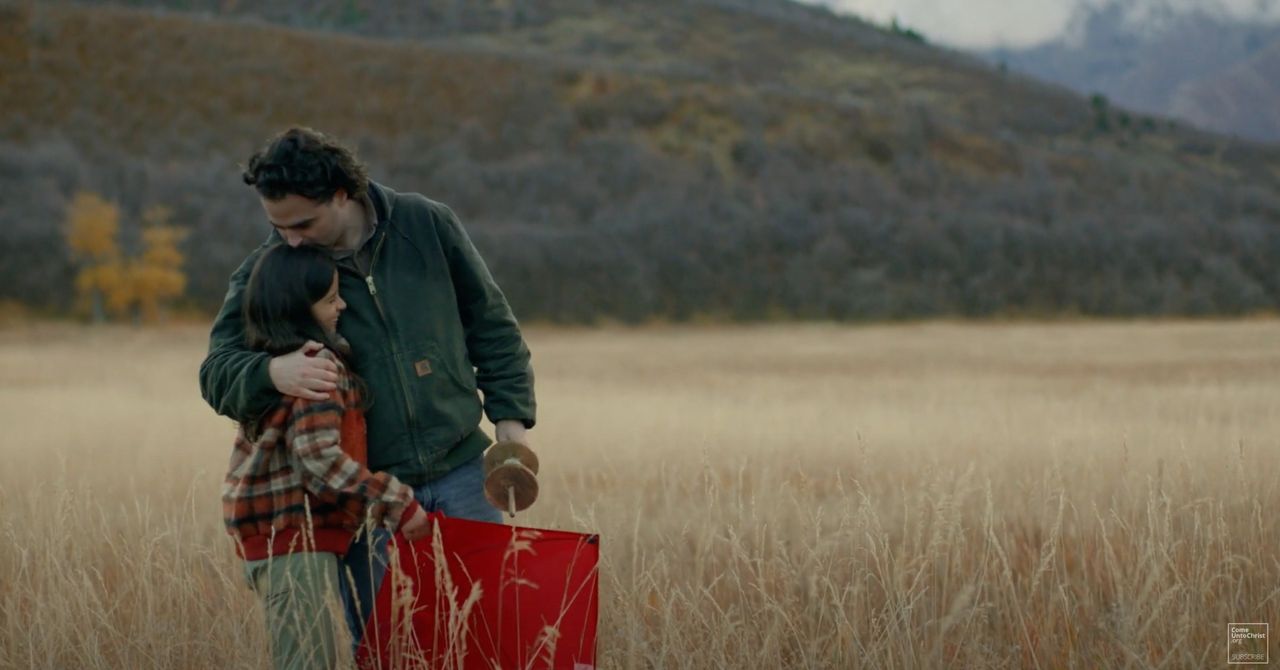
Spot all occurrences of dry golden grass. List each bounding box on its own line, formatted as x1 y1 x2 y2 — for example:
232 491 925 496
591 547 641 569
1 321 1278 669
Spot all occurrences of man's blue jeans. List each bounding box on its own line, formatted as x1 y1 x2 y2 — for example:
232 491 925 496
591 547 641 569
338 456 502 650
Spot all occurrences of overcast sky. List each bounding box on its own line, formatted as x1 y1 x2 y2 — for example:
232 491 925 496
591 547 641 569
813 0 1280 49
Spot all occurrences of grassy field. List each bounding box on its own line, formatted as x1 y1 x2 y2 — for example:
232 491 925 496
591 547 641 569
0 321 1277 669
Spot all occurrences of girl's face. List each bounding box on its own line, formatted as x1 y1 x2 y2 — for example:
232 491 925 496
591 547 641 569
310 272 346 337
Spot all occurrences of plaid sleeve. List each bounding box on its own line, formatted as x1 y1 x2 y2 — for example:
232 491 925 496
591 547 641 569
283 358 417 530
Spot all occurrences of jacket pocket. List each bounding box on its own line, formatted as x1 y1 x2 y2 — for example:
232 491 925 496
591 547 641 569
410 339 476 396
407 339 482 449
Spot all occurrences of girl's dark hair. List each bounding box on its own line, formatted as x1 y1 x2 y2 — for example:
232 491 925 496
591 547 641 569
242 127 369 203
241 244 368 436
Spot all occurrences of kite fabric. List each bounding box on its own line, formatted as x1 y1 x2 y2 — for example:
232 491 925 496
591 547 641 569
355 512 600 670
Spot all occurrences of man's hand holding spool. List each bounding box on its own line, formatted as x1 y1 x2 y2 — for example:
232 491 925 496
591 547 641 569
484 423 539 519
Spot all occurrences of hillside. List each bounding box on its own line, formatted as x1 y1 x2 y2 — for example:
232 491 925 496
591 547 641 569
3 1 1280 321
1170 38 1280 142
992 3 1280 143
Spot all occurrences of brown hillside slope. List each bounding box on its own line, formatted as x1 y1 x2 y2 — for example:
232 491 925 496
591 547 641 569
7 3 1273 176
3 4 986 183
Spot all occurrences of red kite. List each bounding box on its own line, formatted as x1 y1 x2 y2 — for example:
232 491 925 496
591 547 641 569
356 513 600 670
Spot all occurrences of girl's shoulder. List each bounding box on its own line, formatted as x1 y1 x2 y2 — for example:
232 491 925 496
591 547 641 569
309 345 345 366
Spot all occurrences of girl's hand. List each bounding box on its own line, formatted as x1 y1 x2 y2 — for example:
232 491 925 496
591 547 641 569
400 505 431 542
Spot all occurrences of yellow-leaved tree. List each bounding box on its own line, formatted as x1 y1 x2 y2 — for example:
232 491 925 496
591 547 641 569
131 205 188 322
64 194 188 323
65 191 124 322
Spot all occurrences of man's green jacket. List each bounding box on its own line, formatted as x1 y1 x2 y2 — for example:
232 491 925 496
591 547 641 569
199 182 536 486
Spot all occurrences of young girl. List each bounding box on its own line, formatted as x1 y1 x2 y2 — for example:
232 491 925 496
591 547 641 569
222 244 429 670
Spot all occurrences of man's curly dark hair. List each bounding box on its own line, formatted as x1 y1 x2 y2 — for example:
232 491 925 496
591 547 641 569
242 127 369 202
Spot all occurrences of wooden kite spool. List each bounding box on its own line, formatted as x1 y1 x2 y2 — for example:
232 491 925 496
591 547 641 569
483 441 540 518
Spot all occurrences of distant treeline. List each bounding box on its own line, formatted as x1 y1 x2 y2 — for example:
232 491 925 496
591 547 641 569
3 2 1279 322
7 128 1277 323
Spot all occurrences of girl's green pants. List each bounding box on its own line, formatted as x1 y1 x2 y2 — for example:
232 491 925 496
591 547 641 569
244 552 345 670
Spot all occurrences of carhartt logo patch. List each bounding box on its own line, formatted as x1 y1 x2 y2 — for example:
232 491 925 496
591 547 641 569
414 359 432 376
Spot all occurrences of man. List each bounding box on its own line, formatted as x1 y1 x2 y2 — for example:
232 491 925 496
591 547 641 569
199 126 536 649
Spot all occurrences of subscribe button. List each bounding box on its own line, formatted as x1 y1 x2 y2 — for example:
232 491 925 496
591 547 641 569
1229 623 1269 665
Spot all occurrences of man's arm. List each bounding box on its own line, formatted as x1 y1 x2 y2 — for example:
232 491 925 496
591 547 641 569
435 204 537 431
198 244 281 422
199 240 342 420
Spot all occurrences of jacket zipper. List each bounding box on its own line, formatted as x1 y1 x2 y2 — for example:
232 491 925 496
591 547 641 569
361 232 420 434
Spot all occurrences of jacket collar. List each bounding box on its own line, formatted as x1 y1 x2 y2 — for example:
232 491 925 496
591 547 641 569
366 180 396 225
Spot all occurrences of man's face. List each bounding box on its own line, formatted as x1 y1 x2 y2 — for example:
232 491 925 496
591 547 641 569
261 192 348 249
